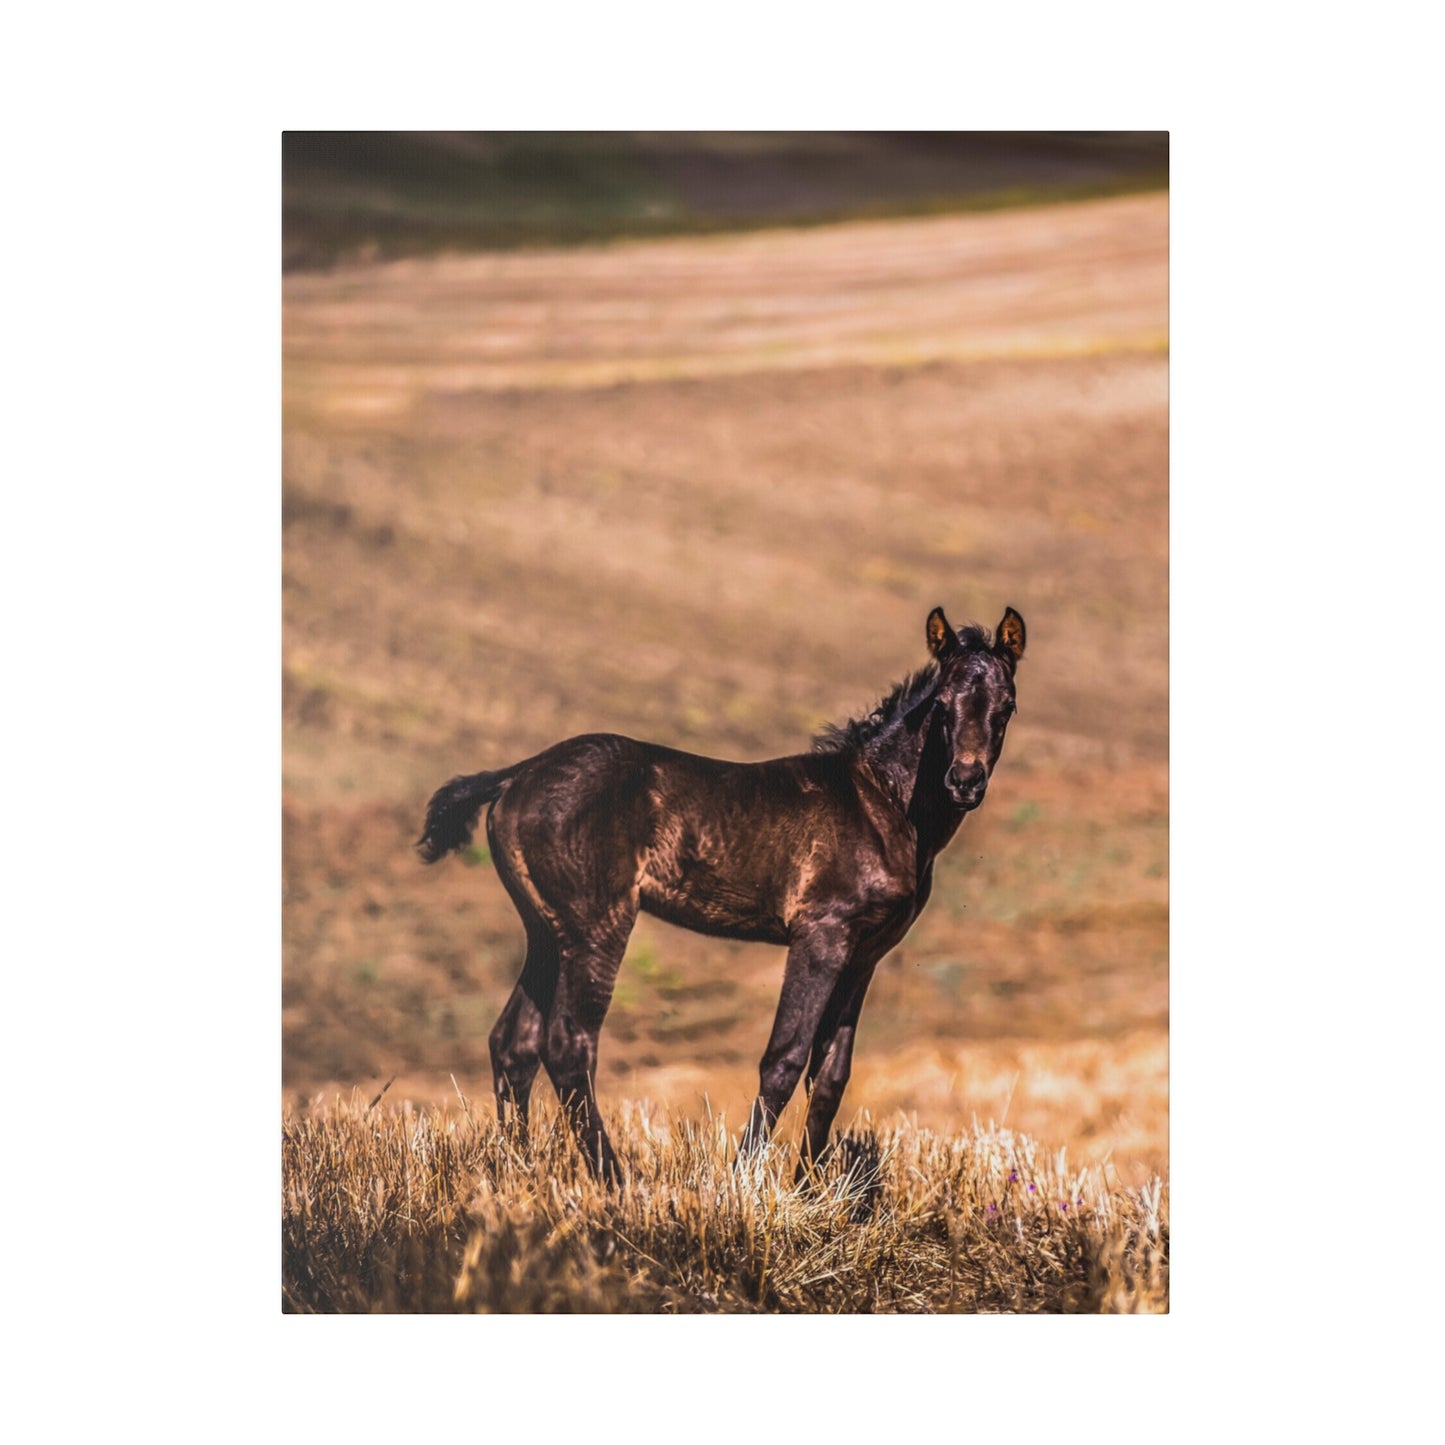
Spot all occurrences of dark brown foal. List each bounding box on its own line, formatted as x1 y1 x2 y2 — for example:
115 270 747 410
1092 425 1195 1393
420 605 1025 1184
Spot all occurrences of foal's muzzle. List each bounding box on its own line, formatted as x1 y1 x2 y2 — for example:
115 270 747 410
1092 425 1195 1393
946 761 988 811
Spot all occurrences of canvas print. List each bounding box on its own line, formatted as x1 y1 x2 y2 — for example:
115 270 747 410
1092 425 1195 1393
281 132 1169 1312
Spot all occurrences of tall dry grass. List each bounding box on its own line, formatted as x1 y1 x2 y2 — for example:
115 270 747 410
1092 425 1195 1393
282 1094 1167 1313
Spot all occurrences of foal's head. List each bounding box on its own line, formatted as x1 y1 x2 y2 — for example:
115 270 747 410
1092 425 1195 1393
924 604 1026 812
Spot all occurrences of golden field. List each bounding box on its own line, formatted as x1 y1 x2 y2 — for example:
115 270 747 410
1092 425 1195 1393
282 190 1168 1308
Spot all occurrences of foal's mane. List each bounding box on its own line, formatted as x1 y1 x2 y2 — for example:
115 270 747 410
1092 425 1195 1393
810 623 993 755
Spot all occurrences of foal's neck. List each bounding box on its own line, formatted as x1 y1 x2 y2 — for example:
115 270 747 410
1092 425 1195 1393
857 700 961 859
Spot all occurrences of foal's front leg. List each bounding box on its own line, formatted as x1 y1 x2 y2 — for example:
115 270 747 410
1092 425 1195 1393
795 962 878 1183
738 920 854 1158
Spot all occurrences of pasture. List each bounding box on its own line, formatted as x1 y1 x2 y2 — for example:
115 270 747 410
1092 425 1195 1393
282 187 1168 1308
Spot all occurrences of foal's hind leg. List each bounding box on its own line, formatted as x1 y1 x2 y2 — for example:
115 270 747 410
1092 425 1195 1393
485 845 632 1184
543 910 637 1188
486 742 647 1186
488 926 555 1145
485 815 560 1145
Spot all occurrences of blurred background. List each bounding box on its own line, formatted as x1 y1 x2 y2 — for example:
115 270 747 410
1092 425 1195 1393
282 132 1168 1180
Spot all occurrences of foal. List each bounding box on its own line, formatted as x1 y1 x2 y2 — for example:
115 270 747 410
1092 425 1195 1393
419 605 1025 1184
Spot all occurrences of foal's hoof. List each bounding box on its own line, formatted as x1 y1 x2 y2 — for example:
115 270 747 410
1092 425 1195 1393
585 1147 624 1190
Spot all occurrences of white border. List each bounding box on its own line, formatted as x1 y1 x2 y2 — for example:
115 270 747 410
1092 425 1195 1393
10 0 1436 1433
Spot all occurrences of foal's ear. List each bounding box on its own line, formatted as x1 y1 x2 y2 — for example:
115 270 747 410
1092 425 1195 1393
995 606 1026 665
926 606 960 659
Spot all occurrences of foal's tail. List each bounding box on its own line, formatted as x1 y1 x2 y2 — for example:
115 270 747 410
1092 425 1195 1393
416 765 519 864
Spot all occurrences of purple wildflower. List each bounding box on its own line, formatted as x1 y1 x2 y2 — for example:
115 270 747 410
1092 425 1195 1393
1028 1183 1036 1192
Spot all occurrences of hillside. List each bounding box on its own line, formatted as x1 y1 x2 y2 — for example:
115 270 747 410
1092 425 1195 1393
283 130 1168 269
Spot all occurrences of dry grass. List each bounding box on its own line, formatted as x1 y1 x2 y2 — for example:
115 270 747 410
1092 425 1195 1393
282 1094 1167 1314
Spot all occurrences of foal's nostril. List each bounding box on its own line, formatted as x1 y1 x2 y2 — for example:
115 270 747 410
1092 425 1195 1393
947 762 987 805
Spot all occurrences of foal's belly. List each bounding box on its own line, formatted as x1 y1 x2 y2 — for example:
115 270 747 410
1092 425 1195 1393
633 751 838 947
637 871 790 946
